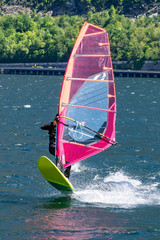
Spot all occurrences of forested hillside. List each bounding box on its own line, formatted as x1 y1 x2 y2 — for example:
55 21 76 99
0 2 159 64
0 0 159 16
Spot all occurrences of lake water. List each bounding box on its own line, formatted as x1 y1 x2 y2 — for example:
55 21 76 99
0 74 160 239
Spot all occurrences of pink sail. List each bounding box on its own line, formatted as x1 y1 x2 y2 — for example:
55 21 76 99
57 21 116 168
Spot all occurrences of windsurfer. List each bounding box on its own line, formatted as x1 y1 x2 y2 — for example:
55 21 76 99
41 114 71 179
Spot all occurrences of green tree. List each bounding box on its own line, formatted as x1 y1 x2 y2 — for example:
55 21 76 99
14 14 34 32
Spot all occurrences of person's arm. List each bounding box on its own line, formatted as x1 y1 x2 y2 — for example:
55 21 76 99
41 122 53 130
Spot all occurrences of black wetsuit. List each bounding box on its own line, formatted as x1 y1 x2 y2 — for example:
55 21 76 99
41 121 71 179
41 121 56 156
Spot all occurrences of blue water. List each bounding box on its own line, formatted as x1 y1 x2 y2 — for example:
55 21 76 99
0 74 160 239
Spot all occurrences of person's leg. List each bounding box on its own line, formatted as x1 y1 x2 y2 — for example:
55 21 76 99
49 144 63 172
64 165 71 179
56 156 63 172
49 144 70 177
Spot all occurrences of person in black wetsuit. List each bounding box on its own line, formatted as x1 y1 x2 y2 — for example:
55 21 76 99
41 114 71 179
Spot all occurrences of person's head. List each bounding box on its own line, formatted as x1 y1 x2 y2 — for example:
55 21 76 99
53 114 59 125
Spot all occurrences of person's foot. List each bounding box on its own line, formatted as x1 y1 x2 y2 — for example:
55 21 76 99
64 166 71 179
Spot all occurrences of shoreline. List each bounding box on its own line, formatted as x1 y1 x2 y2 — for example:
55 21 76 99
0 62 160 78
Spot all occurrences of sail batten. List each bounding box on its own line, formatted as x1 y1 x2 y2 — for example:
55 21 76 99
67 77 114 83
74 54 110 57
84 31 106 37
59 140 107 151
58 21 116 167
103 67 112 70
62 103 116 112
99 43 109 46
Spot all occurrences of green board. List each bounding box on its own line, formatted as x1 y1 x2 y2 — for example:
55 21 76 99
38 156 75 193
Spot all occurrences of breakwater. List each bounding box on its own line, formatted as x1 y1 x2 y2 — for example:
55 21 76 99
0 62 160 78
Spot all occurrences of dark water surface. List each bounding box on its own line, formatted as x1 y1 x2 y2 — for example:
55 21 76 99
0 75 160 239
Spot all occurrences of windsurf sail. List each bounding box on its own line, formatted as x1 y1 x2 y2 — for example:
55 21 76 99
57 21 116 168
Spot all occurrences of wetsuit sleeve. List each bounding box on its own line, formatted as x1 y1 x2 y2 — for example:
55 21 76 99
41 122 53 130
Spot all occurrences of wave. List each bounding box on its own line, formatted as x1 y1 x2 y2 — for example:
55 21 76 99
73 170 160 208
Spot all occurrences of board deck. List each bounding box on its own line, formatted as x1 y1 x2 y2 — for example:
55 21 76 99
38 156 75 193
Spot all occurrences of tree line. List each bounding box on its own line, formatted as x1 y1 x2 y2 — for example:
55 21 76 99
0 0 158 14
0 6 159 63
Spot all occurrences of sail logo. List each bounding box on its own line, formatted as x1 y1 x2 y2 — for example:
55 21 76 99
68 121 84 140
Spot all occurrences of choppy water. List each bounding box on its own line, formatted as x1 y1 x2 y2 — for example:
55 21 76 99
0 74 160 239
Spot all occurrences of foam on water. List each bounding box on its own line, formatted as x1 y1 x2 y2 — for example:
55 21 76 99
73 170 160 208
71 162 89 173
23 104 32 109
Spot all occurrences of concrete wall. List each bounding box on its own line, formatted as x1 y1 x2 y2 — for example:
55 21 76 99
0 61 160 71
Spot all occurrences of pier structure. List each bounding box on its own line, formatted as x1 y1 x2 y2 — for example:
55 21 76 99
0 67 65 76
0 65 160 78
